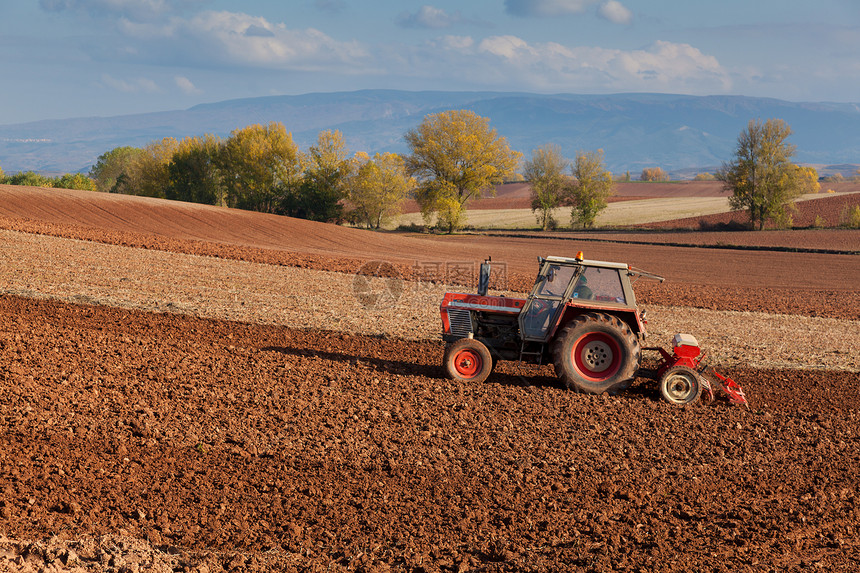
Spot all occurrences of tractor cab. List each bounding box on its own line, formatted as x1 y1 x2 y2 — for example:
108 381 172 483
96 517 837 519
519 254 641 342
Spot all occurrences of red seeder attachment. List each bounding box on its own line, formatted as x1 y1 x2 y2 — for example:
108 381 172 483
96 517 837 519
707 369 749 408
645 333 749 408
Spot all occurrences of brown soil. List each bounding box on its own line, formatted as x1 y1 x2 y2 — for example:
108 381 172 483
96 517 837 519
528 228 860 252
1 185 859 572
2 296 859 572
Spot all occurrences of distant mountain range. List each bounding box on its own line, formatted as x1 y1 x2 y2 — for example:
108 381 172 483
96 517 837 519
1 90 859 177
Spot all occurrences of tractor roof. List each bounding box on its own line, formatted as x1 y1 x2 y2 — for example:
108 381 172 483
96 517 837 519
543 255 628 270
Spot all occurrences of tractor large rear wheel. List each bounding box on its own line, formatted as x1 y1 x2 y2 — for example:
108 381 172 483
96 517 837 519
444 338 493 384
552 312 639 394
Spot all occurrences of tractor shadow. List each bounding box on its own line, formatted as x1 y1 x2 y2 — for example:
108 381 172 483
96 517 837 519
487 369 661 402
261 344 442 379
265 342 569 392
262 344 663 402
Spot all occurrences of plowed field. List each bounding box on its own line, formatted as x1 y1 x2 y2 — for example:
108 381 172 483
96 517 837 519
1 185 859 572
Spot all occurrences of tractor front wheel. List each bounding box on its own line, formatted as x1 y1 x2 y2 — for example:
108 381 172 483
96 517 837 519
659 365 703 406
444 338 493 384
552 312 639 394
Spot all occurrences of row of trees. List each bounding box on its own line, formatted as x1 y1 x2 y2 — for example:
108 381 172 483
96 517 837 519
87 110 528 232
0 169 96 191
89 124 415 228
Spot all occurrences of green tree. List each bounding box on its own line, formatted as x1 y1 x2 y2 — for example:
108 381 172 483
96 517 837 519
290 130 353 222
568 150 614 229
524 144 569 231
405 110 521 233
6 171 54 187
0 164 4 182
167 135 224 205
90 146 142 193
220 122 302 213
716 119 803 230
116 138 179 198
54 173 97 191
347 151 414 229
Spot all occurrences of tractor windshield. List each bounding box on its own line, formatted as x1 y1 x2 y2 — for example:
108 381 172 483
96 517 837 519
572 267 627 304
519 263 575 340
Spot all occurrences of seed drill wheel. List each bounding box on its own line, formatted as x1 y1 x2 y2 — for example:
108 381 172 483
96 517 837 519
552 312 640 394
444 338 493 384
659 365 703 406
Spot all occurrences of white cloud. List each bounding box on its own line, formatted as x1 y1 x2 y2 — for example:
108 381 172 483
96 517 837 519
504 0 598 17
101 74 160 93
174 76 200 95
396 6 461 29
187 11 368 68
470 37 731 92
478 35 537 59
598 1 632 25
116 11 369 70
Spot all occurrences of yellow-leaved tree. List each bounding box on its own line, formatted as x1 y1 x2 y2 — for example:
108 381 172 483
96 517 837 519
795 165 820 194
220 122 302 213
404 110 521 233
348 152 415 229
640 167 669 181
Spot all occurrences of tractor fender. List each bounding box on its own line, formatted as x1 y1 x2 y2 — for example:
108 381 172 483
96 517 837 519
552 304 645 340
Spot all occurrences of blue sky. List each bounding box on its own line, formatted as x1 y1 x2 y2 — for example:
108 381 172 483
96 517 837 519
1 0 858 125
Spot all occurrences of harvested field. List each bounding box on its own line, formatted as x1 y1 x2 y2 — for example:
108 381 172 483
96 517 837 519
402 181 733 213
397 197 739 229
1 184 859 572
643 189 860 230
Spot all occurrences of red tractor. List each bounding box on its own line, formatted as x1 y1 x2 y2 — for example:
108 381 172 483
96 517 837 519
439 253 747 406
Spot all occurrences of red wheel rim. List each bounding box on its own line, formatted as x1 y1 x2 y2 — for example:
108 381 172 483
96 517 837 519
453 349 483 378
572 332 621 381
